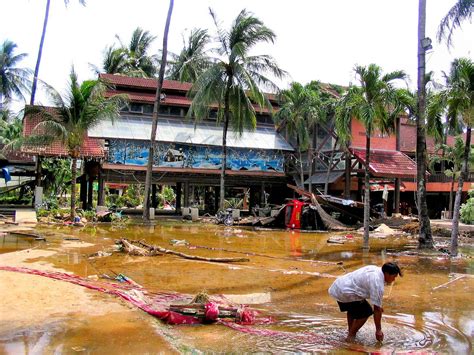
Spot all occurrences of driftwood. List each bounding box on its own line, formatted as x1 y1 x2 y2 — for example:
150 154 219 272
9 230 45 240
119 238 249 263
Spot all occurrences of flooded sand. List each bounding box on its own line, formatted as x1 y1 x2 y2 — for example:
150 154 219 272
0 221 472 354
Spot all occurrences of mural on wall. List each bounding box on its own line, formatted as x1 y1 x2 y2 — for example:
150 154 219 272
107 139 284 172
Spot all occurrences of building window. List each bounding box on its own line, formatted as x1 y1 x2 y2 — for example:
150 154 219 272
130 103 142 113
169 106 182 116
143 104 154 114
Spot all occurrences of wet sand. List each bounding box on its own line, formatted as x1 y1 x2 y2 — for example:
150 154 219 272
0 241 179 354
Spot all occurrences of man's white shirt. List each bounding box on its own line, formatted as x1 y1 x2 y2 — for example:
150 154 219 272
328 265 385 307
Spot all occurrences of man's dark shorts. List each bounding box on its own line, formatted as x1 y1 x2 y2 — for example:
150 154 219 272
337 300 374 319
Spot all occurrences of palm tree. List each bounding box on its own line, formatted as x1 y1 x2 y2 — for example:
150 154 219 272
335 64 407 249
0 40 31 108
188 8 286 210
274 82 325 187
167 28 211 82
431 58 474 256
97 28 158 78
100 45 129 75
0 111 23 145
31 0 86 105
416 0 435 249
142 0 174 220
25 68 127 219
437 0 473 47
430 137 465 219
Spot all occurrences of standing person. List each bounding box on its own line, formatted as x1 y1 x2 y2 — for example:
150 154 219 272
328 262 402 341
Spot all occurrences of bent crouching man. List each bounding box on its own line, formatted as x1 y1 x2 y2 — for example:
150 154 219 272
328 262 402 341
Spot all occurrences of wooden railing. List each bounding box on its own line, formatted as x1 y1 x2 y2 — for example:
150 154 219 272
428 172 474 183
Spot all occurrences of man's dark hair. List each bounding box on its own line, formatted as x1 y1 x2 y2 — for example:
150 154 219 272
382 262 403 276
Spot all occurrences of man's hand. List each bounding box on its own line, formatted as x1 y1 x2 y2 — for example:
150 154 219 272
373 305 384 341
375 329 384 341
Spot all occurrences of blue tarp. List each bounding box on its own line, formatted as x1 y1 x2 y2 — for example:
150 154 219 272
1 167 11 183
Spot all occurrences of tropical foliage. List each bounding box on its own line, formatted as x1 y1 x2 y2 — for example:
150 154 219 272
0 109 23 145
274 82 326 186
188 8 286 210
167 28 211 82
0 40 31 107
99 27 158 78
429 57 474 256
25 68 127 218
460 189 474 224
437 0 473 47
335 64 407 248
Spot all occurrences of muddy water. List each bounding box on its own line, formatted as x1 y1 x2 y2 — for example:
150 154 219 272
0 221 473 353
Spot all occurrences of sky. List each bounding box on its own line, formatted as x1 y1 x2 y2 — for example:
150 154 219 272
2 0 473 112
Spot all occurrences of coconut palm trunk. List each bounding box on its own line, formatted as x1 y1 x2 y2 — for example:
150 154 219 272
143 0 174 220
416 0 434 249
363 132 371 248
70 155 77 219
449 177 455 218
219 76 232 210
30 0 50 105
450 126 472 256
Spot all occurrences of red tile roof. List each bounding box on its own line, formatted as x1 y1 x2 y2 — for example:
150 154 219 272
99 73 192 91
22 106 105 158
351 148 417 178
100 73 277 113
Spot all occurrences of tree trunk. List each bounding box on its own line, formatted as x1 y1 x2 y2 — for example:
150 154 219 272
363 134 371 249
450 126 471 257
325 137 338 195
299 149 304 188
70 156 77 219
449 177 455 218
416 0 434 249
143 0 174 220
30 0 50 105
394 115 401 213
344 148 352 199
219 75 233 211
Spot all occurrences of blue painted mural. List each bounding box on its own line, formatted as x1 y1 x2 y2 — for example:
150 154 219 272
107 139 285 172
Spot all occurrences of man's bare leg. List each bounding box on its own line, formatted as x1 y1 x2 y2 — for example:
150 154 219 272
346 312 354 332
348 317 369 339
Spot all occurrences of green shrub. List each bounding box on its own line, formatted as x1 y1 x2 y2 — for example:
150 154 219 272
80 210 96 221
460 190 474 224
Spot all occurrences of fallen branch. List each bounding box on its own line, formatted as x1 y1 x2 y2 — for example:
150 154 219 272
432 275 466 291
118 239 249 263
120 239 152 256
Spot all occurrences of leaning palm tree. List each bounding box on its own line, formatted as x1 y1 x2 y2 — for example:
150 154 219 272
142 0 174 220
25 68 127 219
0 40 31 108
430 58 474 256
31 0 86 105
188 8 286 210
274 82 325 187
167 28 211 82
437 0 473 47
335 64 407 249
